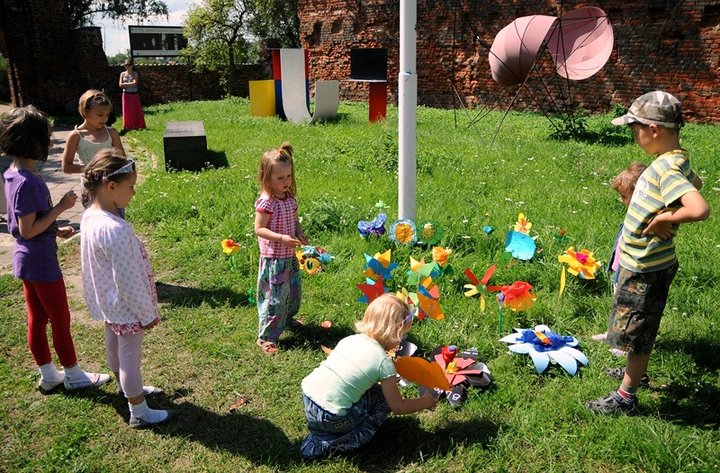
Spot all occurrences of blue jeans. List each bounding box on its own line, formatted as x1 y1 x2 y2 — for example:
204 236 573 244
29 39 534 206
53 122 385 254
300 384 390 458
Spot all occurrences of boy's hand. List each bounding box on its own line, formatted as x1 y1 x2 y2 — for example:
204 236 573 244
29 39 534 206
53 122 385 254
643 213 673 240
280 234 302 248
56 226 75 239
297 231 309 245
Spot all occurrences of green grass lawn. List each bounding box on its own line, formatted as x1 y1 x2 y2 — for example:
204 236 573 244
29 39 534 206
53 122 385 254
1 98 719 472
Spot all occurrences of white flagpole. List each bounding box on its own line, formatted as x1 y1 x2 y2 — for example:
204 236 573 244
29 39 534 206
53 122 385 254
398 0 417 221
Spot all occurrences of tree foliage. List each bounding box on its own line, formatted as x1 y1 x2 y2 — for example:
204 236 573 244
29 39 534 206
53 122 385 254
184 0 256 95
248 0 300 48
65 0 169 28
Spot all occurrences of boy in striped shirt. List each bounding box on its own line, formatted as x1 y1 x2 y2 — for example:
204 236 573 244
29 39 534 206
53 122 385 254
587 91 710 414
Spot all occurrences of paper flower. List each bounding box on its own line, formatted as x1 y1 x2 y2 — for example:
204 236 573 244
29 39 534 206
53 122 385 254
389 219 418 246
220 238 241 271
431 246 452 268
499 324 588 376
221 238 241 256
296 245 334 275
514 212 532 234
358 213 387 238
363 249 397 281
483 226 495 235
416 279 444 320
498 281 536 312
463 266 500 312
558 247 600 279
504 230 536 261
417 220 443 245
558 247 601 297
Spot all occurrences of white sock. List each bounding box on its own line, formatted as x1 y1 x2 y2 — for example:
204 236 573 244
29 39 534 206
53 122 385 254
63 364 86 381
38 363 64 382
129 400 168 423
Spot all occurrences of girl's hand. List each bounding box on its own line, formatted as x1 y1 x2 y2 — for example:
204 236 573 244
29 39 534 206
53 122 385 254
420 391 439 409
56 226 75 239
297 231 309 245
281 234 302 248
58 190 77 211
142 318 160 330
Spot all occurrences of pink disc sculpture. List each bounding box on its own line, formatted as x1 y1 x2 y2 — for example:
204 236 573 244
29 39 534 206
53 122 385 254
547 7 614 80
489 7 613 84
489 15 558 86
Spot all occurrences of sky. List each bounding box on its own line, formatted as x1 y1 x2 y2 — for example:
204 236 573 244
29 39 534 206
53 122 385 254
95 0 197 56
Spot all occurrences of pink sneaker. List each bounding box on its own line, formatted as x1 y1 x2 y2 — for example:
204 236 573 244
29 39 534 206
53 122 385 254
591 332 607 341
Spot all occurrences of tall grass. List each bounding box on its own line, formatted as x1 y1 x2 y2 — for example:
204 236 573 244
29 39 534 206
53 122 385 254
1 98 718 472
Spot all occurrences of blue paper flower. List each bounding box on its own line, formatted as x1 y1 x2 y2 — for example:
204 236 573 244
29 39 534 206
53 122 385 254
504 230 536 261
358 213 387 238
499 324 588 376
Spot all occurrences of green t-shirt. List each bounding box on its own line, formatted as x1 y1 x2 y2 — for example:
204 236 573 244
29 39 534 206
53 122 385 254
619 150 697 273
301 333 397 415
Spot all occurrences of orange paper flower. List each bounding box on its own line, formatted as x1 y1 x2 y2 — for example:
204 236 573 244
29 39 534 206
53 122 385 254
431 246 452 268
558 247 601 279
514 213 532 234
499 281 537 312
221 238 241 256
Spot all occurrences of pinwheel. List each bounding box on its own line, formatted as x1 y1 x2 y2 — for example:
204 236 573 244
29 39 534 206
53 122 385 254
432 345 492 406
356 276 388 303
295 245 334 275
558 246 601 297
416 279 444 321
363 249 397 281
389 219 418 246
499 324 588 376
463 265 501 312
406 256 439 286
358 212 387 238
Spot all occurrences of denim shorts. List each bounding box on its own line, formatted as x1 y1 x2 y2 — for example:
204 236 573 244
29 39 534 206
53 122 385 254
606 262 678 355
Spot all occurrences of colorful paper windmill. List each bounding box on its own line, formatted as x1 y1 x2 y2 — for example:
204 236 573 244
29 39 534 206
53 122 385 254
389 219 418 246
295 245 334 275
406 256 440 286
357 277 388 303
358 212 387 238
558 247 601 297
464 265 501 312
363 249 397 281
499 324 588 376
416 279 444 321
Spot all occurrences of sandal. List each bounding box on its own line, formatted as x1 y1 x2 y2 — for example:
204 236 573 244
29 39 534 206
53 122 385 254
256 339 279 355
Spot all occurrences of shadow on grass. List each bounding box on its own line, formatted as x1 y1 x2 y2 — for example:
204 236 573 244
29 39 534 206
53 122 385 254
653 380 720 429
655 335 720 371
63 387 298 467
349 416 501 472
279 323 355 351
156 282 254 308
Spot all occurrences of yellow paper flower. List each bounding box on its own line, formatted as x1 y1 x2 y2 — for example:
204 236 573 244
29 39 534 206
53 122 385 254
395 223 415 243
558 247 601 279
221 238 241 256
514 213 532 234
431 246 452 268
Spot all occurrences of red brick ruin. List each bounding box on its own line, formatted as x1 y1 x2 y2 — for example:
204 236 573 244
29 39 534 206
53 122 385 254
2 0 719 122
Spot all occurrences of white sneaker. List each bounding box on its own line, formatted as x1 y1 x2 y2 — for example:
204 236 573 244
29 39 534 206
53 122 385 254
129 409 173 428
64 371 111 390
38 373 65 394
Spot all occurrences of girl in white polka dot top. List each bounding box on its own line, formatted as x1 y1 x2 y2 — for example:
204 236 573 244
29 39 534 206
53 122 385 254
254 143 309 355
80 149 172 428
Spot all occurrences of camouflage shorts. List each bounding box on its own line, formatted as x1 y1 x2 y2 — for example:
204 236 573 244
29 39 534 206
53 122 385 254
606 262 678 355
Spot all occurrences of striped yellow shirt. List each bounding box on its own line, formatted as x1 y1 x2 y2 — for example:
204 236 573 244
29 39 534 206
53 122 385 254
619 150 697 273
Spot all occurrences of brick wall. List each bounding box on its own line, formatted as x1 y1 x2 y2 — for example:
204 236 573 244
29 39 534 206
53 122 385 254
298 0 720 123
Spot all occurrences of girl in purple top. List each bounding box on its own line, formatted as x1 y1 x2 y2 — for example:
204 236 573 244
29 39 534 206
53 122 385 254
1 106 110 393
253 143 308 355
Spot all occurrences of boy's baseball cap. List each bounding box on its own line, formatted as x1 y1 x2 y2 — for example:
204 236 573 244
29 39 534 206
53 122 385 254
611 91 684 128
